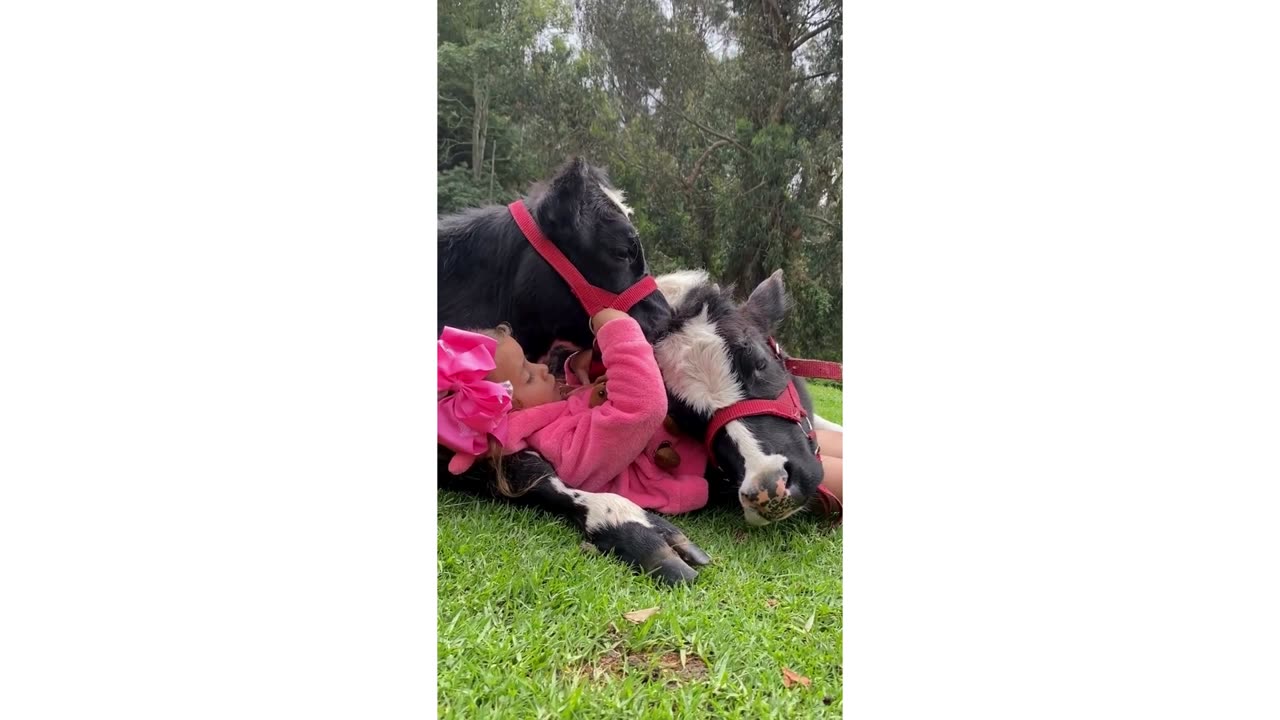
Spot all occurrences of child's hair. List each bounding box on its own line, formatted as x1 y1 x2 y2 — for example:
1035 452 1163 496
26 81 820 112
474 322 512 345
470 322 536 498
484 436 526 498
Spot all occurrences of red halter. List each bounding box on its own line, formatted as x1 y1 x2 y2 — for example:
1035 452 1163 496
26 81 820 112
704 337 844 519
782 356 843 382
703 338 842 464
508 200 659 316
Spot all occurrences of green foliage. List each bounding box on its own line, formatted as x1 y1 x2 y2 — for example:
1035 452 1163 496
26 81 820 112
437 165 494 214
439 0 842 360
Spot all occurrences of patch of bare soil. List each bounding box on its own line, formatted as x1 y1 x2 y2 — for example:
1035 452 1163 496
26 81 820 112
573 649 709 686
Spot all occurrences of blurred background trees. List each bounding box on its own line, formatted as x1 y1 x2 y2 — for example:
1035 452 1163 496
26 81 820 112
438 0 842 360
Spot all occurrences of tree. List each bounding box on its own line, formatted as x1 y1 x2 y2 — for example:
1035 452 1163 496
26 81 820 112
437 0 568 183
438 0 843 359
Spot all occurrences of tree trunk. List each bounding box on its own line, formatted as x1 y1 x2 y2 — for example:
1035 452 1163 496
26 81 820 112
682 184 716 273
488 139 497 201
765 0 794 124
471 75 489 182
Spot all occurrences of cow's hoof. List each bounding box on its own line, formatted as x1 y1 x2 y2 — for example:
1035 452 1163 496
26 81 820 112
638 547 700 585
588 514 710 585
645 511 712 567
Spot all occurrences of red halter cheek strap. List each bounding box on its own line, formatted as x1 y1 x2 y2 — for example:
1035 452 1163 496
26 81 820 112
507 200 659 316
702 338 841 467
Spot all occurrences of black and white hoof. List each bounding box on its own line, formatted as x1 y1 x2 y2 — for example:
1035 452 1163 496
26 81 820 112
586 509 712 585
547 477 711 585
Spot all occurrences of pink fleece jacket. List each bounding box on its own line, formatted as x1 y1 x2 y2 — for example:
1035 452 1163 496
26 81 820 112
502 317 709 515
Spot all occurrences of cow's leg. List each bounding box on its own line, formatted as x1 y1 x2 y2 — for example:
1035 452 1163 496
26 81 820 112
439 449 711 584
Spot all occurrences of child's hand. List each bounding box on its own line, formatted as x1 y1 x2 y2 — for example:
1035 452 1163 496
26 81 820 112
568 349 595 386
590 308 629 334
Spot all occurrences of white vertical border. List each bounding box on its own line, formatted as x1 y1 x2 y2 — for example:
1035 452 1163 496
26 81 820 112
1 1 437 717
426 2 440 716
845 1 1280 718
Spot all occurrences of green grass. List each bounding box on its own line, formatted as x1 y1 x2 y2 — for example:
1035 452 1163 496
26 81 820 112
806 382 842 425
438 385 844 718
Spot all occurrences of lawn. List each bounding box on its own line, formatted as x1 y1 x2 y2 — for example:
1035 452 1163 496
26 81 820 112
807 381 842 427
438 384 843 719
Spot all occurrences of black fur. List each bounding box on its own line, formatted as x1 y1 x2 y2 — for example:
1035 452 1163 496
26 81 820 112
438 156 670 360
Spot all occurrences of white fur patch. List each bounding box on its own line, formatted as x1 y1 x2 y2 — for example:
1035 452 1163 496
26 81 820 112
547 475 651 532
725 420 788 489
600 184 633 217
655 269 709 310
725 421 788 476
654 307 743 415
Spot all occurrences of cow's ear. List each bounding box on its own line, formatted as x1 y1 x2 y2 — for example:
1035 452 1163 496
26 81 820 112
743 269 788 333
539 156 589 229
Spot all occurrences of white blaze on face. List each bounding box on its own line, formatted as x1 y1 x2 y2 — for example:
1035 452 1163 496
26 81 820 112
725 421 787 482
654 306 790 516
600 184 633 217
656 270 709 311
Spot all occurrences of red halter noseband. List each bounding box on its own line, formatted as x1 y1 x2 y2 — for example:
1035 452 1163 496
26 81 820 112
508 200 659 316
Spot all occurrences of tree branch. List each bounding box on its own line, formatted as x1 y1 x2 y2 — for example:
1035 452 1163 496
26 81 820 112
610 147 661 182
437 93 472 113
789 17 839 52
803 212 839 231
646 91 749 153
684 140 732 188
793 68 838 85
438 138 466 159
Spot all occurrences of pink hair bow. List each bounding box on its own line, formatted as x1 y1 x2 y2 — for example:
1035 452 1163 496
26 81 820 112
438 327 512 474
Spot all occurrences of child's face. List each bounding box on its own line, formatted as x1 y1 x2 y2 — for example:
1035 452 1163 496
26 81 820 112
489 335 560 409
